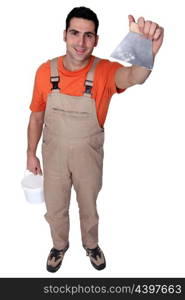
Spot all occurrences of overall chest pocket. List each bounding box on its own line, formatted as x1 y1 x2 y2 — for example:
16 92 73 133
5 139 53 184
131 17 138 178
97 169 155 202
52 107 91 118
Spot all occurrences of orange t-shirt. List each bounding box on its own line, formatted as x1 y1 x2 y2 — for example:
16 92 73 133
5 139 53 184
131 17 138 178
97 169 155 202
30 55 126 127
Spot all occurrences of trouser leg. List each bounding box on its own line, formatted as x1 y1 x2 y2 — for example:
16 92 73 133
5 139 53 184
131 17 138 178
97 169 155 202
71 139 104 249
44 174 72 250
42 139 72 250
73 179 101 249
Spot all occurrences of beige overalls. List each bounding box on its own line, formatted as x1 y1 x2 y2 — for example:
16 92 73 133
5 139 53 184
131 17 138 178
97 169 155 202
42 57 104 250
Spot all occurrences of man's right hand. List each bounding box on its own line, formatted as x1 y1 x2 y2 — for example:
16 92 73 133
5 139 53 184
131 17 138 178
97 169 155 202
27 152 43 175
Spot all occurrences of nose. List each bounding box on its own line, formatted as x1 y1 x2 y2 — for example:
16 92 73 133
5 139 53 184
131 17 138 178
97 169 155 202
78 34 85 46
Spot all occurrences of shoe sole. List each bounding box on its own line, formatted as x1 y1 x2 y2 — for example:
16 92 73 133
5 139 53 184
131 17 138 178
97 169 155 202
47 261 62 273
91 260 106 270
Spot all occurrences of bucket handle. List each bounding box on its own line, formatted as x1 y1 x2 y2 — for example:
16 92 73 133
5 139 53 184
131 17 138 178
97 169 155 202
24 169 33 176
24 169 43 177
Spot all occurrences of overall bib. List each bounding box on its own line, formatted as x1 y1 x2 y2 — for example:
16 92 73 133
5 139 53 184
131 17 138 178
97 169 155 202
42 57 104 250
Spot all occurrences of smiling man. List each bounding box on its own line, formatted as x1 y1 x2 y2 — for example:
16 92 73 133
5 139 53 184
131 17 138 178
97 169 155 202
64 18 99 66
27 6 164 273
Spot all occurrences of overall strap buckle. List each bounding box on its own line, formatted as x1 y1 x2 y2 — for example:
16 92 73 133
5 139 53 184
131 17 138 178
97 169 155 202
83 57 100 97
50 76 60 90
84 79 93 95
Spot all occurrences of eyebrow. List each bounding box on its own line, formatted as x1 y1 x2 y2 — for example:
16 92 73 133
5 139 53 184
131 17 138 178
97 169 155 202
68 29 95 36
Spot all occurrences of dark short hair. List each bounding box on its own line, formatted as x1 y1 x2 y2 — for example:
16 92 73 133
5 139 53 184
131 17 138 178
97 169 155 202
66 6 99 34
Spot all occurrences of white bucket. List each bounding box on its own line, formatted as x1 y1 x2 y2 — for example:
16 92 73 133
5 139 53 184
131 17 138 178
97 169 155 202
21 170 44 204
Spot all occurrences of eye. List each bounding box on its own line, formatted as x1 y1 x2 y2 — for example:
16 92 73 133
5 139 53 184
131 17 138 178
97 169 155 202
86 33 93 39
70 31 78 36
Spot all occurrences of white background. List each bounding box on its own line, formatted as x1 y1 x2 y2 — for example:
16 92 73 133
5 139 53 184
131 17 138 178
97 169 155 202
0 0 185 277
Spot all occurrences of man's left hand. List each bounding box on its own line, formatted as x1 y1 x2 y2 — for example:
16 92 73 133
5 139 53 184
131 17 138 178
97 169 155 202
128 15 164 56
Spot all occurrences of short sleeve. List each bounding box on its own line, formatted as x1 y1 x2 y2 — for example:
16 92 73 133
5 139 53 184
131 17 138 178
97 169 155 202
29 61 50 112
94 59 127 102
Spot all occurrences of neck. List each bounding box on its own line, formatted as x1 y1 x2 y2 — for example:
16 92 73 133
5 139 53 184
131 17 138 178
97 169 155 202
63 54 91 71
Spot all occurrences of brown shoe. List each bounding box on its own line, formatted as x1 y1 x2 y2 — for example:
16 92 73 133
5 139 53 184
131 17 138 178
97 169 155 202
84 245 106 270
46 244 69 273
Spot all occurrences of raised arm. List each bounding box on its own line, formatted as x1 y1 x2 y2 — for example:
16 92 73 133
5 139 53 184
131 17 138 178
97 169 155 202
115 15 164 89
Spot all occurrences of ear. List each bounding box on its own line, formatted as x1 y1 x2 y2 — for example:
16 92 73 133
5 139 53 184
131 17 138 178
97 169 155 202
94 35 99 47
63 30 67 42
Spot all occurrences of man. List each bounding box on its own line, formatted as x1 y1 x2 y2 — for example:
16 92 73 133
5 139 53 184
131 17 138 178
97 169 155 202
27 6 164 272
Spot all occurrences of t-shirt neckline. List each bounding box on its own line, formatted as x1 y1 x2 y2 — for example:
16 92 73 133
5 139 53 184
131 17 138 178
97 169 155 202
58 55 94 75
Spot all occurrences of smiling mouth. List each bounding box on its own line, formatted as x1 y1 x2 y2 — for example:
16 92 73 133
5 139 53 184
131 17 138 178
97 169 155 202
74 48 86 55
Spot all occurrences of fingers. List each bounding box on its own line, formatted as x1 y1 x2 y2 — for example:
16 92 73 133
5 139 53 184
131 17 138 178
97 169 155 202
37 167 43 175
128 14 135 26
35 163 43 175
136 16 163 40
27 155 43 175
153 26 164 40
148 22 158 40
28 167 42 175
137 17 145 33
33 167 38 175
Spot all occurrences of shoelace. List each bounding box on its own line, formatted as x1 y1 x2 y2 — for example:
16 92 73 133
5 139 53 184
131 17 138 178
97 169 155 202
50 248 63 260
86 246 102 259
50 244 69 261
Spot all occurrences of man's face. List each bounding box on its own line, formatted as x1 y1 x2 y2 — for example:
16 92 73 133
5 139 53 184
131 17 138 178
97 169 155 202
63 17 99 62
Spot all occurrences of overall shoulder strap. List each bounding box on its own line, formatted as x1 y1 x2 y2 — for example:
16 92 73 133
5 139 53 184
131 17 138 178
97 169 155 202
50 57 60 90
84 57 101 97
